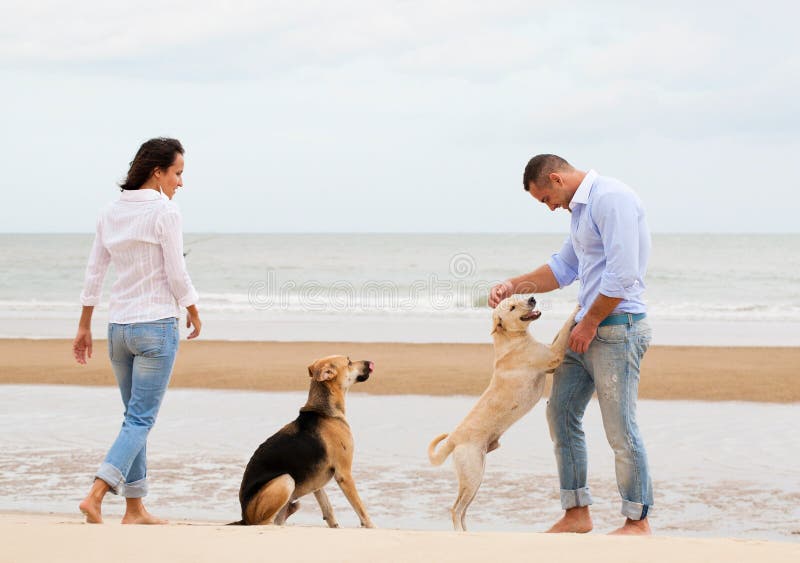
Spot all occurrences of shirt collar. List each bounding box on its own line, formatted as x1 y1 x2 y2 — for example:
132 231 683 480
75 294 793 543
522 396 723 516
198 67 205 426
568 169 598 210
120 189 165 202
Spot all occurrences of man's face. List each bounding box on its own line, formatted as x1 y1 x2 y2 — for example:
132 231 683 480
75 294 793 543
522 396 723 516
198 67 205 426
527 173 571 211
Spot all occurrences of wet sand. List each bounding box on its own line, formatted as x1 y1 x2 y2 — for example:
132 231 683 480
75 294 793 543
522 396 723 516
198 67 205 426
1 339 798 402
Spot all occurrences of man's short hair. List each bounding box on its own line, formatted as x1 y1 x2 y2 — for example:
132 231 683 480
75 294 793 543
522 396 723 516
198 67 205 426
522 154 571 191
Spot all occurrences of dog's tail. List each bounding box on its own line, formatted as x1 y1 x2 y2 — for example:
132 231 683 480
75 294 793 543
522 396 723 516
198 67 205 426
226 519 245 526
428 433 455 466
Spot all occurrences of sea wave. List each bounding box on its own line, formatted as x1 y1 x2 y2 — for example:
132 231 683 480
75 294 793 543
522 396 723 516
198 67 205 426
2 297 799 322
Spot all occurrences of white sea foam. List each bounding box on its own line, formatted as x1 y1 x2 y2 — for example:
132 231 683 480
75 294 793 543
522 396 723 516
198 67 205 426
0 385 798 541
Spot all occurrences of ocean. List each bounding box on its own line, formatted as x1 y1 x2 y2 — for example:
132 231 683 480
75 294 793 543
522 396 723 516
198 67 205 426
1 233 798 345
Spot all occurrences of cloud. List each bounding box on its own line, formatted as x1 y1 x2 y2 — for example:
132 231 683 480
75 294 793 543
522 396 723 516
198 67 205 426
1 1 531 63
0 1 798 232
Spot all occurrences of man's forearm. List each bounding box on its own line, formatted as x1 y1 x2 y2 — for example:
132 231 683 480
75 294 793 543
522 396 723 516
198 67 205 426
581 294 622 327
508 264 560 294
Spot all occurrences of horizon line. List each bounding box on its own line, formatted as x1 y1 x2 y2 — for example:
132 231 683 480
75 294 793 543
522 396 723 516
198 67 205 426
1 231 798 236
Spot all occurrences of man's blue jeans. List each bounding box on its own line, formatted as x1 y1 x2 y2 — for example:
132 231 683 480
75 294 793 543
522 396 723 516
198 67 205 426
95 318 179 498
546 318 653 520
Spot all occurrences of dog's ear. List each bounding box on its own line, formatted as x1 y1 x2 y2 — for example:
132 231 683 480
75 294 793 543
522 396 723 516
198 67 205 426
491 315 504 335
309 364 336 382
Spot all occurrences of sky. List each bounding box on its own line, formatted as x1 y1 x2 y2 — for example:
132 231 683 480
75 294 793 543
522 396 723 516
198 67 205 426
0 1 798 233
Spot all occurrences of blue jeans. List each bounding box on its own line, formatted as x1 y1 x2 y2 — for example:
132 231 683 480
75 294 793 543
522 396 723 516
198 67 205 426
95 318 179 498
546 318 653 520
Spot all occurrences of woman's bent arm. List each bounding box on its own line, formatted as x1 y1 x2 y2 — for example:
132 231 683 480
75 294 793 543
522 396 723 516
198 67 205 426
156 206 200 308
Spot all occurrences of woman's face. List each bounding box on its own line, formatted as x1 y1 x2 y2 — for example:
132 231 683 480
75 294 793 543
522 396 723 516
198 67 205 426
155 153 185 200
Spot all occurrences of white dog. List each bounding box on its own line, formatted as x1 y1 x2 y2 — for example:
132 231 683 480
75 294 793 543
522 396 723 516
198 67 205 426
428 295 578 531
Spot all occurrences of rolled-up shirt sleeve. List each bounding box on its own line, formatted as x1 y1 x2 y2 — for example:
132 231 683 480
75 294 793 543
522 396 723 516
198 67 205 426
156 204 199 308
594 192 641 299
547 236 579 288
80 216 111 306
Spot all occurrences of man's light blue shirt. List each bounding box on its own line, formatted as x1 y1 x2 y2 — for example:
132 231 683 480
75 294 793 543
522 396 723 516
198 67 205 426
547 170 651 323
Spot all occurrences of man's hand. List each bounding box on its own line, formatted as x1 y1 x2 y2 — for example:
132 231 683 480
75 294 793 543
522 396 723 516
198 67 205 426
568 317 599 354
488 280 514 308
73 327 93 365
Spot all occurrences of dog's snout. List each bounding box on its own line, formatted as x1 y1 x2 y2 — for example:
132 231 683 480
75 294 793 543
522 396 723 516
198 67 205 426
356 361 373 383
527 296 537 307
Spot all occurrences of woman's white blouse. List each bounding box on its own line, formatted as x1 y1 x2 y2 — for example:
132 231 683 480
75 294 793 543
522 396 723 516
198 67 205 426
80 188 199 324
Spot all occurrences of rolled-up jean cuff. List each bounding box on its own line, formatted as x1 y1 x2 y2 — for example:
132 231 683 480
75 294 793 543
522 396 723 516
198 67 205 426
560 487 593 510
122 477 148 498
621 500 650 520
95 462 125 495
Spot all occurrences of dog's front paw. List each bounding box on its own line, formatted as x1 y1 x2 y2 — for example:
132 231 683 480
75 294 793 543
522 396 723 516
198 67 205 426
361 521 376 529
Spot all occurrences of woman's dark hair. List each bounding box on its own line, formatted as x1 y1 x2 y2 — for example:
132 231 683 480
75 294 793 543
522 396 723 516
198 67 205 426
120 137 184 191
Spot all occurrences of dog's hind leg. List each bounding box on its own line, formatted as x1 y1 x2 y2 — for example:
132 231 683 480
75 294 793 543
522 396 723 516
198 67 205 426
314 488 339 528
450 445 486 532
244 474 296 525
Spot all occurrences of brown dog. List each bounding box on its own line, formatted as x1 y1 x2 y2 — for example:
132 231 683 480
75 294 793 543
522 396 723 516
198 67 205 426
233 355 375 527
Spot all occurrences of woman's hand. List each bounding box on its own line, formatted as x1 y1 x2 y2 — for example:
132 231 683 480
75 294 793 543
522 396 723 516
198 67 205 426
73 306 95 364
186 305 202 339
73 327 93 364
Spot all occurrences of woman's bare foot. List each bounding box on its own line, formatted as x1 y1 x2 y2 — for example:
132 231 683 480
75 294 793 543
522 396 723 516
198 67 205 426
79 478 110 524
608 518 651 535
545 506 593 533
78 497 103 524
122 498 168 525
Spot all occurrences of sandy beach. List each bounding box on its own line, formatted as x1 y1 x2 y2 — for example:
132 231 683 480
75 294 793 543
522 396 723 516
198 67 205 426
1 512 797 563
2 339 799 561
2 338 798 402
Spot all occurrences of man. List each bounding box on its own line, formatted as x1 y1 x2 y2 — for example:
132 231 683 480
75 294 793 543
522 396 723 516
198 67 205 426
489 154 653 535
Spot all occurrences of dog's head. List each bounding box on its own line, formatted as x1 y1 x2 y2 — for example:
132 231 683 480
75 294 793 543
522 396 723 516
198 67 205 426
492 294 541 335
307 355 374 391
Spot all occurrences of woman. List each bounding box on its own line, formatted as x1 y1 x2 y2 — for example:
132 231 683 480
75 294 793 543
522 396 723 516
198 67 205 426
73 137 202 524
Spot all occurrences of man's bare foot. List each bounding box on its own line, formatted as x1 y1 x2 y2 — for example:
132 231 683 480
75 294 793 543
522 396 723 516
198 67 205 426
545 506 593 533
608 517 651 535
78 497 103 524
121 510 168 525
